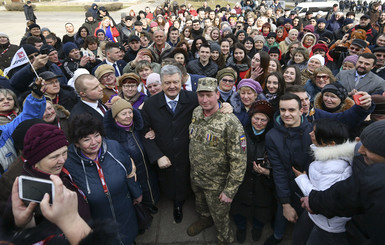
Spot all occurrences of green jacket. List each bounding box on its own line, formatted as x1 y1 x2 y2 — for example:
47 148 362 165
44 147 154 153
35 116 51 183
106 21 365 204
189 106 247 199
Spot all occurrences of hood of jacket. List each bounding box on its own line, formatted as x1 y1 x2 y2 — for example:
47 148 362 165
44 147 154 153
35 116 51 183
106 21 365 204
311 141 356 162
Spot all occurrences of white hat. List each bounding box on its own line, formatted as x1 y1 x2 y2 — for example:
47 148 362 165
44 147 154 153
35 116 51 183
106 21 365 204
309 54 325 66
146 73 161 86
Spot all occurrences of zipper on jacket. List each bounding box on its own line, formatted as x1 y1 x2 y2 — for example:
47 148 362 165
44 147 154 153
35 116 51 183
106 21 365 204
132 132 155 205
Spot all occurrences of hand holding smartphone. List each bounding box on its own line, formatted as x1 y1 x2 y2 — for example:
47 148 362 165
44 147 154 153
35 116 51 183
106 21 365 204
18 175 54 204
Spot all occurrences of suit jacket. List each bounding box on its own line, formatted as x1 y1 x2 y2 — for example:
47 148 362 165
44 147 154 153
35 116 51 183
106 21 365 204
69 100 104 122
92 59 127 76
141 90 198 201
336 70 385 94
189 73 205 92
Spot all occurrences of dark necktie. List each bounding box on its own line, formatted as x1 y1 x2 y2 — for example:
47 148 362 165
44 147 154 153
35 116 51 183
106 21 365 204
97 102 106 114
113 63 120 77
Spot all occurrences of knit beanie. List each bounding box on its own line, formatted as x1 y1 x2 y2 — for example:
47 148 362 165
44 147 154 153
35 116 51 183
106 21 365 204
267 32 277 39
317 18 327 25
40 44 56 55
216 67 237 82
0 32 9 40
150 22 158 28
12 119 46 152
371 94 385 115
309 54 325 66
95 64 115 80
210 43 221 53
237 79 263 93
85 11 93 18
343 18 354 26
118 72 140 86
96 29 105 36
146 73 161 86
253 35 265 44
28 23 40 30
283 18 292 25
111 96 133 118
321 83 348 101
23 124 69 165
343 55 359 66
41 27 50 33
63 42 78 57
303 24 314 33
22 44 39 56
360 120 385 159
312 43 328 53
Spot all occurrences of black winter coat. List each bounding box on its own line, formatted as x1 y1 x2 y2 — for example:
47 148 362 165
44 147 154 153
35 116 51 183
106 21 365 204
141 90 198 201
104 108 159 207
231 124 276 223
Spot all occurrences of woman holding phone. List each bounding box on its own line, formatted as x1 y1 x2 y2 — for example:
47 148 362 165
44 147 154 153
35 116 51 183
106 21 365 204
7 123 91 244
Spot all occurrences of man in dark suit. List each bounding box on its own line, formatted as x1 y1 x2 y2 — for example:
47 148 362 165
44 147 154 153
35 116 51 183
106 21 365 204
336 53 385 95
70 74 106 122
175 62 204 92
92 42 126 76
141 65 198 223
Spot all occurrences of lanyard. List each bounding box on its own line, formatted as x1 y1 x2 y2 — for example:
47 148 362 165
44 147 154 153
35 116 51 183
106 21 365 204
81 149 108 194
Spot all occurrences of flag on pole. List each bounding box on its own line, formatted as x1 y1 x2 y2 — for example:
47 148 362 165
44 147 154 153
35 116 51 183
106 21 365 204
3 48 29 77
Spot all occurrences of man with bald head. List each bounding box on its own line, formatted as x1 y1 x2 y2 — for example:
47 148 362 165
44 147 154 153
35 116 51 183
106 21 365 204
70 74 106 121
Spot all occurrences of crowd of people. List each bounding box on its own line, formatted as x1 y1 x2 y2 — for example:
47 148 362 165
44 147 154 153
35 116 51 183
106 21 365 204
0 0 385 244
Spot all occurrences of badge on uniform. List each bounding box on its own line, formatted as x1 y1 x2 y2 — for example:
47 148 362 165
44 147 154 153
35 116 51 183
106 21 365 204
240 135 246 152
206 133 218 146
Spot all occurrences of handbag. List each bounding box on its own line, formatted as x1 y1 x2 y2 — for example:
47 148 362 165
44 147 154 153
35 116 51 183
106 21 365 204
134 203 153 230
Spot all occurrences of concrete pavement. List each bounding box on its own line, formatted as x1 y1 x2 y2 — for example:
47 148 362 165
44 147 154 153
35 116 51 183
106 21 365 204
136 196 293 245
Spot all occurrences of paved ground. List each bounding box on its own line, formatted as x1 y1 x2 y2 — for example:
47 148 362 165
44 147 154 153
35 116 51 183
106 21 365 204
135 195 293 245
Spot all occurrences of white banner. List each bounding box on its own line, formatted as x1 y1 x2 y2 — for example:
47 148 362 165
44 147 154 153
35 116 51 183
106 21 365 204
3 47 29 77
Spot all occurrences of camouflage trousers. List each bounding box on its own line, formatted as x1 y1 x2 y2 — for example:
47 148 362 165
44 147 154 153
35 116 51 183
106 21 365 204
191 182 234 243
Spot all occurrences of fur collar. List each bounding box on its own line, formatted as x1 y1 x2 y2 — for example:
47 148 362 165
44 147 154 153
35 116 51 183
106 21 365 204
314 93 355 113
311 141 356 161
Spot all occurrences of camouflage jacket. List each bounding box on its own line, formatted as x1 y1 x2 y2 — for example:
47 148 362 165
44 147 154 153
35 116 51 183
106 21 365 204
189 106 247 199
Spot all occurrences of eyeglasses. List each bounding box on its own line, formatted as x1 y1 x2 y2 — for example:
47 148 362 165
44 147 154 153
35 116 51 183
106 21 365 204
122 84 137 89
316 75 329 80
101 73 114 80
252 117 268 123
221 78 235 84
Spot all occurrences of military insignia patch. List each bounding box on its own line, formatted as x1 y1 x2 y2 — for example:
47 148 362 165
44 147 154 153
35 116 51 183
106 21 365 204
240 135 246 152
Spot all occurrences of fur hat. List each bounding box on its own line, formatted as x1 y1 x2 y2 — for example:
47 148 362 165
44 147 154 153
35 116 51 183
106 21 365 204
23 124 68 165
248 100 275 120
111 96 133 118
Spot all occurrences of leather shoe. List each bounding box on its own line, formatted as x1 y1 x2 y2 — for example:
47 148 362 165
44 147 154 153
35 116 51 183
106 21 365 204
173 206 183 223
236 229 246 243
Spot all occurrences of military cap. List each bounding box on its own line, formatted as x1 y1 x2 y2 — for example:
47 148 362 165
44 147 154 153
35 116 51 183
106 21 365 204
197 77 217 92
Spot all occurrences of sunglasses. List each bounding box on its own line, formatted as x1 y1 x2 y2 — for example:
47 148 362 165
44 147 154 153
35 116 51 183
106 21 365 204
316 75 329 80
349 46 362 51
221 78 235 83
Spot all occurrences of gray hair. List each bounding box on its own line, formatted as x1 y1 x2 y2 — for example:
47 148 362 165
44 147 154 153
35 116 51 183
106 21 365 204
160 65 182 82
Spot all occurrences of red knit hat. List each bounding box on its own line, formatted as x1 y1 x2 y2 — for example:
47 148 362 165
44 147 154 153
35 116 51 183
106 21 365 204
23 124 68 165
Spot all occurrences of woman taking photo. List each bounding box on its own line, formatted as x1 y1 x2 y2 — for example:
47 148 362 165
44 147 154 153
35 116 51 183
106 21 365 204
226 43 251 79
314 83 354 113
81 35 104 61
232 101 276 243
104 97 159 214
7 123 91 244
65 114 142 245
0 89 20 125
94 16 119 43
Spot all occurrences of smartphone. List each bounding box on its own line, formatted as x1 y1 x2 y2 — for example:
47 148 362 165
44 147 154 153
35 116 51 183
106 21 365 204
353 94 363 105
19 175 54 204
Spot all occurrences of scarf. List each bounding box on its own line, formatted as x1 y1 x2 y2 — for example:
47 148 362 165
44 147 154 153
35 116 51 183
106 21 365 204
124 91 141 105
265 93 278 102
116 121 133 131
218 87 233 102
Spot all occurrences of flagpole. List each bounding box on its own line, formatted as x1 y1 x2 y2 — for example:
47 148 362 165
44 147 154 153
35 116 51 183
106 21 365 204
27 58 40 79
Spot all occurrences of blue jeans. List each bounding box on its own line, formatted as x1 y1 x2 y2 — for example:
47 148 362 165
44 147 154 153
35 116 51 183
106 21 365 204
273 202 287 240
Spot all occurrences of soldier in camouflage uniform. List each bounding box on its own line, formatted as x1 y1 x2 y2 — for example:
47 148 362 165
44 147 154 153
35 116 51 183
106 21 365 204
187 77 247 245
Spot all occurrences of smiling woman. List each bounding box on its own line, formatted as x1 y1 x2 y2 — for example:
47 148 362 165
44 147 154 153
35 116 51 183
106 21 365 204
0 89 20 125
